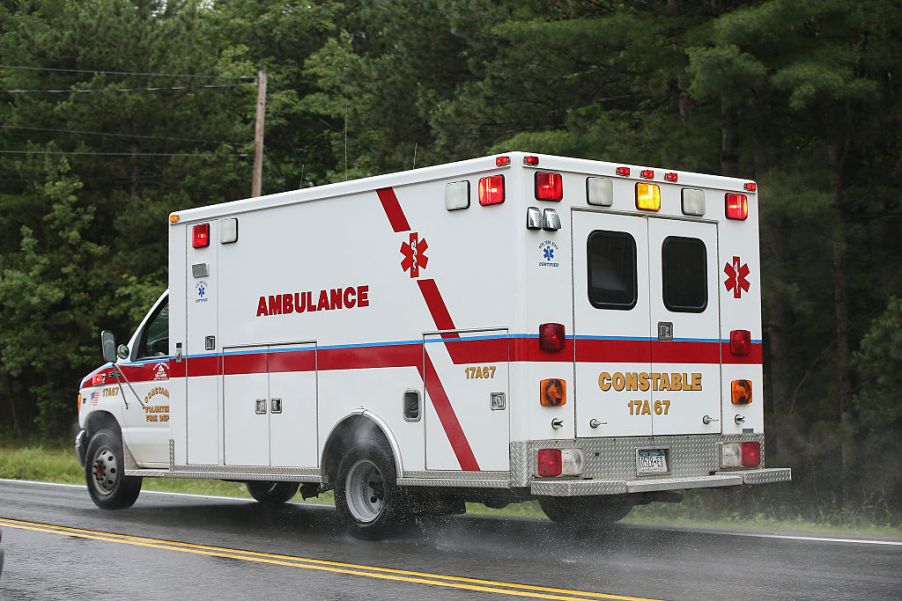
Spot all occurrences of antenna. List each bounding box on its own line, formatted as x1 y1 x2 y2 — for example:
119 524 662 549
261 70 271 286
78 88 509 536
299 163 305 189
343 99 349 181
412 142 418 170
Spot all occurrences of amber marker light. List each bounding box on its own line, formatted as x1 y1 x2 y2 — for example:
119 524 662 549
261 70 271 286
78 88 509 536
540 378 567 406
731 379 752 404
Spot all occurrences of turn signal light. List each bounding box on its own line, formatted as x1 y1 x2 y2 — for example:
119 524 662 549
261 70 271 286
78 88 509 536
537 448 562 477
540 378 566 406
725 193 748 220
636 183 661 211
92 373 106 386
478 175 505 205
730 329 751 355
535 171 563 201
731 379 752 405
539 323 566 352
192 223 210 248
741 442 761 467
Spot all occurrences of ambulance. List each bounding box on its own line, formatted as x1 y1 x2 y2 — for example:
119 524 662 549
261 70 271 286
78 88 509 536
75 152 790 538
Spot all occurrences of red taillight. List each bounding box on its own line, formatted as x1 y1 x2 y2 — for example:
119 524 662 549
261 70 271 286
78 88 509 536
640 169 654 179
741 442 761 467
92 373 106 386
539 323 565 352
495 155 510 167
192 223 210 248
535 172 563 201
616 166 630 177
537 448 562 477
664 172 678 182
478 175 505 205
524 155 539 166
744 182 757 192
730 329 751 355
725 193 748 220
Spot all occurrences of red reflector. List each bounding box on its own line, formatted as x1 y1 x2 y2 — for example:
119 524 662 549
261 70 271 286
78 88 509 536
640 169 654 179
92 373 106 386
664 172 678 182
616 166 630 177
537 449 562 477
539 323 565 352
725 193 748 220
524 155 539 166
744 182 757 192
478 175 505 205
730 329 751 355
192 223 210 248
741 442 761 467
535 171 563 201
495 156 510 167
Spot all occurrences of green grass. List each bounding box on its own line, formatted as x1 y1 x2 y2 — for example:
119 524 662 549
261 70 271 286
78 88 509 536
2 442 900 538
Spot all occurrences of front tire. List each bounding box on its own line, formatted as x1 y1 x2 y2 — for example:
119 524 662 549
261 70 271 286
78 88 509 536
334 444 403 539
84 429 142 510
538 496 633 531
246 481 299 505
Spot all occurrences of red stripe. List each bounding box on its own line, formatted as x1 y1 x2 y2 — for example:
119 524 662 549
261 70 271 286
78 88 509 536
652 341 720 364
419 352 480 471
376 187 410 232
721 342 763 365
318 344 421 371
417 279 459 339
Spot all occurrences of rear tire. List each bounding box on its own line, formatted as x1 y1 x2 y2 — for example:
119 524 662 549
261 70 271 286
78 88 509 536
85 429 142 510
538 496 633 530
334 443 404 539
246 481 299 505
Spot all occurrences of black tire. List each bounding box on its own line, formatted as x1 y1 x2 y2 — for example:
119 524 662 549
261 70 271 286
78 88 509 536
334 443 404 539
84 429 142 510
538 496 633 531
246 481 299 505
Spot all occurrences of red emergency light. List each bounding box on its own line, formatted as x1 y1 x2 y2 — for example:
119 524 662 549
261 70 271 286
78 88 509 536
478 175 505 205
535 172 563 201
192 223 210 248
725 193 748 220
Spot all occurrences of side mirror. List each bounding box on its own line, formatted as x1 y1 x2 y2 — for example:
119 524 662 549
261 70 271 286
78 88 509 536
101 331 117 363
117 344 130 360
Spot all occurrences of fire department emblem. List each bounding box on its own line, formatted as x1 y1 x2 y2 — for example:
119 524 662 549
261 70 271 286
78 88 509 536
724 256 751 298
153 362 169 381
401 232 429 278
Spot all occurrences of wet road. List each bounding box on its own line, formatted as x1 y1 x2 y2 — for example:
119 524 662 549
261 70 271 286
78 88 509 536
0 479 899 601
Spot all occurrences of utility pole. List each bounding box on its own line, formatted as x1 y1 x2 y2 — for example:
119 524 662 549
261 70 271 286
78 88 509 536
251 69 267 197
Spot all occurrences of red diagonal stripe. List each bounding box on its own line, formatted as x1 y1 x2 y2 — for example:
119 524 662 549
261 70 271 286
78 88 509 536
419 352 480 471
417 279 459 340
376 187 410 232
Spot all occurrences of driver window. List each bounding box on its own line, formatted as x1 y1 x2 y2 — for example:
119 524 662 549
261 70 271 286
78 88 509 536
136 300 169 359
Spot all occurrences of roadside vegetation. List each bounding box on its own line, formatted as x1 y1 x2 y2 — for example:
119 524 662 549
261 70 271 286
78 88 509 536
0 1 899 530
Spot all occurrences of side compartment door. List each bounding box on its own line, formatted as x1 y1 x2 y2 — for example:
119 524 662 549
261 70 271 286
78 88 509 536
269 343 318 468
424 331 509 472
572 211 653 437
223 345 269 466
647 219 721 435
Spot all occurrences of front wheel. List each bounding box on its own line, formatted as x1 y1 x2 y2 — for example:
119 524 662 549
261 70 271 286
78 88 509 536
334 444 404 539
84 429 142 510
246 481 299 505
538 496 633 531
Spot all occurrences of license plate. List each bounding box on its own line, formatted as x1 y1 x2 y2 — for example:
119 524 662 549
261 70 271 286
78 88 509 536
637 449 668 475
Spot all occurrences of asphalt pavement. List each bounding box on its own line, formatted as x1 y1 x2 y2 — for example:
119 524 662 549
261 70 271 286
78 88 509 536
0 479 899 601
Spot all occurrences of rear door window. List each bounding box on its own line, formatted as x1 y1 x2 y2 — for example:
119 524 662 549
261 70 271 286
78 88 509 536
587 230 637 310
661 236 707 312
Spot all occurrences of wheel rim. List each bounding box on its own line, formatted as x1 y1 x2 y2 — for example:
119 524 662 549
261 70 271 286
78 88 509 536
91 446 119 496
344 459 385 523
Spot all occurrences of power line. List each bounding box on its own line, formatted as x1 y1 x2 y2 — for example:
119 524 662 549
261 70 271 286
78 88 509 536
1 83 251 94
0 124 246 146
0 64 255 81
0 150 249 158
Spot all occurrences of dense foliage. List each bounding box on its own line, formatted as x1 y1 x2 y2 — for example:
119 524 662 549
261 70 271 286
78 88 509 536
0 0 899 522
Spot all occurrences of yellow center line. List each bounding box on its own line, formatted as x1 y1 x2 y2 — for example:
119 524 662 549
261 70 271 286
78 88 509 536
0 517 665 601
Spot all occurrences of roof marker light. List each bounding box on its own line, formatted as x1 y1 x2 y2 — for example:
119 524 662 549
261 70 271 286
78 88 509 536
744 182 757 192
616 166 630 177
495 156 510 167
524 155 539 166
640 169 654 179
664 172 678 182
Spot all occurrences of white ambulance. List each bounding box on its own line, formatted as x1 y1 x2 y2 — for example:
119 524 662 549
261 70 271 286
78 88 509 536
75 152 790 538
